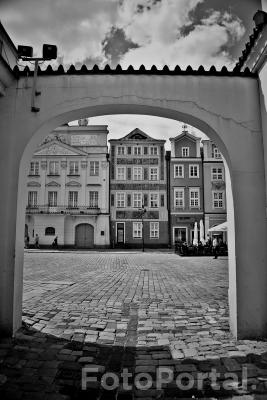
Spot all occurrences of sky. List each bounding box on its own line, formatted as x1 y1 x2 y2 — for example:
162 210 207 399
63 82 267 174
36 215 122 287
0 0 262 147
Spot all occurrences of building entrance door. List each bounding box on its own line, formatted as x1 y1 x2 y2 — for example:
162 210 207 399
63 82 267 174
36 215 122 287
116 223 125 245
174 227 187 243
75 224 94 248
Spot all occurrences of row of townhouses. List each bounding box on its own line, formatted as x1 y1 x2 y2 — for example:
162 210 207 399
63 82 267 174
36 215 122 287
25 120 226 248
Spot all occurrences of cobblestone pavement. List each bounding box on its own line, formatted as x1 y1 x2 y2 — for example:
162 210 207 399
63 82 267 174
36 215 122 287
0 251 267 399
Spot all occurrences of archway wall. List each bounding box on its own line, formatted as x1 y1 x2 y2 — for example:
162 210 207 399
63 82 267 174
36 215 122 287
0 73 266 338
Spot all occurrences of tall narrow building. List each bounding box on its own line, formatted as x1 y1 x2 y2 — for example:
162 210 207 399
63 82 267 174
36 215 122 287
169 125 204 245
109 128 168 248
202 139 227 241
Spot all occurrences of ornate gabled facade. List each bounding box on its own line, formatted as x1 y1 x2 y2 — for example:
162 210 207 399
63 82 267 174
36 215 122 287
25 123 110 248
109 128 168 248
169 125 203 244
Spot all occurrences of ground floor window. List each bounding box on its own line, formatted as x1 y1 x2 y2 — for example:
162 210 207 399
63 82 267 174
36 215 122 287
133 222 142 238
150 222 159 238
45 227 55 236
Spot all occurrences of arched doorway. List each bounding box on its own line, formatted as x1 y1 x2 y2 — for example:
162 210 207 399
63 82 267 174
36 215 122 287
75 223 94 248
0 71 267 339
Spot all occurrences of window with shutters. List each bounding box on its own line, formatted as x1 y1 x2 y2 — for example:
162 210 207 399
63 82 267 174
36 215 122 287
116 166 126 180
116 192 125 208
150 222 159 238
89 191 98 208
90 161 99 176
150 167 158 181
48 191 57 206
133 192 142 208
150 193 159 208
68 191 78 208
133 167 142 181
133 222 142 238
28 191 37 207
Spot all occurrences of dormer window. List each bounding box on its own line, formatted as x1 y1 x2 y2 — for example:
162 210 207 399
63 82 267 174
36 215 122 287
182 147 189 157
212 144 222 159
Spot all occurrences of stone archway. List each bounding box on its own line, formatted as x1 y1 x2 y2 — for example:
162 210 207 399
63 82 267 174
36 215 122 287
0 71 266 339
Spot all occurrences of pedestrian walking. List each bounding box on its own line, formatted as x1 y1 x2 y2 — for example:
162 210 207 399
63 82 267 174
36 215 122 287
34 234 40 249
212 236 218 259
52 236 58 249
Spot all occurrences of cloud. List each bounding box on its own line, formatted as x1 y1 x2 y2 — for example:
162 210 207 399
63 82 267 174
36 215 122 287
116 1 245 69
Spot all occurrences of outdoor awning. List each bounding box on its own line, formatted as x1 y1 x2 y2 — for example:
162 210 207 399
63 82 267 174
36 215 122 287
208 221 228 232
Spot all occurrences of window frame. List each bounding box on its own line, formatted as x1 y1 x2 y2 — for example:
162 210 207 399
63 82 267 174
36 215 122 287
49 161 59 175
48 191 58 207
182 147 189 157
189 164 199 178
133 192 142 208
149 167 158 181
116 192 126 208
116 166 126 180
150 146 158 155
174 188 185 209
89 161 99 176
149 193 159 208
89 191 99 208
189 188 200 208
212 191 224 208
133 146 142 156
133 222 142 238
133 166 143 181
29 161 39 176
211 167 223 181
150 222 159 238
69 161 79 175
117 146 125 156
68 191 78 208
174 164 184 178
28 191 38 207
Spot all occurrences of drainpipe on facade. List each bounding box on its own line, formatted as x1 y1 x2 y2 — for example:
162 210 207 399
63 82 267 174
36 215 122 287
165 151 172 248
201 149 205 239
106 153 111 248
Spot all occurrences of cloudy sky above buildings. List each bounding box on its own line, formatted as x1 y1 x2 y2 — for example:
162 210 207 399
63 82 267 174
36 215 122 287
0 0 262 146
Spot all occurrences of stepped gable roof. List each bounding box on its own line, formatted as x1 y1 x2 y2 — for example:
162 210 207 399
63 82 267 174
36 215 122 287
109 128 165 143
13 63 256 78
235 10 267 71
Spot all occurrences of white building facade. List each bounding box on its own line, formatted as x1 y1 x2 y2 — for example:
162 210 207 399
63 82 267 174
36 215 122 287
25 122 110 248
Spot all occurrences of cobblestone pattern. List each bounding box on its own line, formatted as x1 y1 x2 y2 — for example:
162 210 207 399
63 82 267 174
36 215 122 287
0 251 266 399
